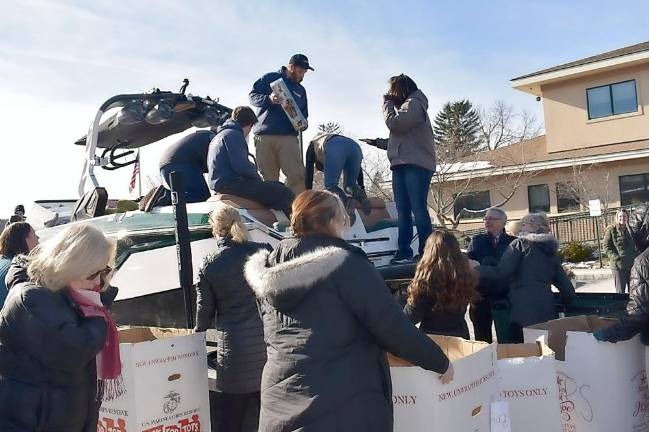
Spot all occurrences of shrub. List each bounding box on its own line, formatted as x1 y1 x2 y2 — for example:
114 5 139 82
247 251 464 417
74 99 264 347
558 241 594 263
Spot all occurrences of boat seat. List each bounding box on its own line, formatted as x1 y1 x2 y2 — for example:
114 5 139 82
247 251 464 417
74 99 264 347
350 197 397 232
208 194 281 227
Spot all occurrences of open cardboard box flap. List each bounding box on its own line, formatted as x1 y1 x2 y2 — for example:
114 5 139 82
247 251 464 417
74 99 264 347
117 326 194 344
525 315 617 360
388 335 489 367
497 341 553 360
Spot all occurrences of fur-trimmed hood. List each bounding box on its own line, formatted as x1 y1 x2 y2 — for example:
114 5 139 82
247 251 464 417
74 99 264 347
517 232 559 255
245 246 349 310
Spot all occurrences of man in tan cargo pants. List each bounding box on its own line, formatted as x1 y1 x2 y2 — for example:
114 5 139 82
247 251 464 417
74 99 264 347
249 54 313 195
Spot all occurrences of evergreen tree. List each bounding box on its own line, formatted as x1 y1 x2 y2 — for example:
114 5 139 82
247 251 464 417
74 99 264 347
433 100 482 158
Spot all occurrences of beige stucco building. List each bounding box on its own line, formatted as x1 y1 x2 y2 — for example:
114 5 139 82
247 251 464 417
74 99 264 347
445 41 649 230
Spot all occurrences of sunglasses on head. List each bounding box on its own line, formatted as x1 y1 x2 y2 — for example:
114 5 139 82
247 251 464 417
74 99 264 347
86 266 113 281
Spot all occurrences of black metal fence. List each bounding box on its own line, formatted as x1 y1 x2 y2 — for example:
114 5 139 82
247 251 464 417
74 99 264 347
458 204 640 248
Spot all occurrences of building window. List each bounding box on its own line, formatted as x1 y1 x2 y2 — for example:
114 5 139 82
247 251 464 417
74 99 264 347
454 190 491 218
620 173 649 206
586 80 638 120
528 184 550 213
556 182 581 213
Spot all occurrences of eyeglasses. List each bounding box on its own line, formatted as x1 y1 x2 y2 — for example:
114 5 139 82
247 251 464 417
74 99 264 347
86 266 113 281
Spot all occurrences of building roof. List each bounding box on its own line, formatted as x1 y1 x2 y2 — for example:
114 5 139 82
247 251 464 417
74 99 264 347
512 41 649 81
511 41 649 96
444 136 649 180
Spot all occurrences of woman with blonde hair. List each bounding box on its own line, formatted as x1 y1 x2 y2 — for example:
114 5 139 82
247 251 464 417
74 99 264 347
477 212 575 342
405 230 479 339
0 223 120 432
244 190 452 432
194 203 271 432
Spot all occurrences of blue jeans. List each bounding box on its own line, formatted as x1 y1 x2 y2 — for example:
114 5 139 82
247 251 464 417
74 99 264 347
324 136 363 201
392 165 433 257
157 163 211 205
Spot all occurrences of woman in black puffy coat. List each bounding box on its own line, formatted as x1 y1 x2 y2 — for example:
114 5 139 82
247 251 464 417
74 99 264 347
244 190 452 432
0 223 117 432
194 203 271 432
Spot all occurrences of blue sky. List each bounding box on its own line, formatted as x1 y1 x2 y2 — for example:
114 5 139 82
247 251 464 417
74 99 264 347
0 0 647 217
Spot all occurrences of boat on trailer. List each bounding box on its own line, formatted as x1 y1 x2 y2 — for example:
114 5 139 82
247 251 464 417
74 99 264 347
30 81 418 328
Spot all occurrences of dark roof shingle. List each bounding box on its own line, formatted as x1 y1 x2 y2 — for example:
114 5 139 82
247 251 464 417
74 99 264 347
512 41 649 81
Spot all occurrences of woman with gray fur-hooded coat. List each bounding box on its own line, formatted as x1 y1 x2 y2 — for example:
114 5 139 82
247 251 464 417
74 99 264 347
244 190 450 432
478 213 575 341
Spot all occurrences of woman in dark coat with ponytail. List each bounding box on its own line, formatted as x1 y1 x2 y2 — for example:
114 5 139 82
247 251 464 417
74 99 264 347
194 203 271 432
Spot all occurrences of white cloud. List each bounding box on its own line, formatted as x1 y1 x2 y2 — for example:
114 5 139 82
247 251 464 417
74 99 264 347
0 0 542 217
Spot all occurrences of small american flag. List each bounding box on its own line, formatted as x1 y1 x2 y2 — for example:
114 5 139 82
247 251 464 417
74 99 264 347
129 151 140 193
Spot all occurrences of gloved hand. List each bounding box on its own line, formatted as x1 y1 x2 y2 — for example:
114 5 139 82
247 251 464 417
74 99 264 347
383 94 398 104
593 329 609 342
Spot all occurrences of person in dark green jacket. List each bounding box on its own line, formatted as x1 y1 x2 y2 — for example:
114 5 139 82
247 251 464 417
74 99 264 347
604 209 638 293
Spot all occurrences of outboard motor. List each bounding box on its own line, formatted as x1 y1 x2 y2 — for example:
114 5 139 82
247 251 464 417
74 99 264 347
73 187 108 221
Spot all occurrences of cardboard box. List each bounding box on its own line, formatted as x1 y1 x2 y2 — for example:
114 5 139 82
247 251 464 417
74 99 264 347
524 316 649 432
96 327 211 432
270 78 308 132
496 342 562 432
388 336 497 432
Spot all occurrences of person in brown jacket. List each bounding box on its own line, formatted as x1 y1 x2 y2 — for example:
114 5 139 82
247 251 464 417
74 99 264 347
362 74 437 264
604 209 638 293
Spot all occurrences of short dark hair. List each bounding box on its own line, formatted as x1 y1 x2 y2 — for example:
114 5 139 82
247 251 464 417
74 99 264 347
388 74 418 105
0 222 32 257
231 106 258 128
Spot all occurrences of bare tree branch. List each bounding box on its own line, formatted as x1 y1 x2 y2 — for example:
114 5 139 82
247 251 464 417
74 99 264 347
478 100 543 150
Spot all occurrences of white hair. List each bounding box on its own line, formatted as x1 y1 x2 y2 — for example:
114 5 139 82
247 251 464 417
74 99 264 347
28 223 116 291
486 207 508 222
520 213 551 234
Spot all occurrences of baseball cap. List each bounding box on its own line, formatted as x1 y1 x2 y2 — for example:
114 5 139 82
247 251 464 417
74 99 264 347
289 54 314 71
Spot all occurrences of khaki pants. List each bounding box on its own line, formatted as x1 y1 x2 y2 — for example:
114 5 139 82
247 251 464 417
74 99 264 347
254 134 306 195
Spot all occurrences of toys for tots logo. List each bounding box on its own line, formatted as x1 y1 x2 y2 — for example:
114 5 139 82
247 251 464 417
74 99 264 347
163 390 181 414
97 417 127 432
142 414 201 432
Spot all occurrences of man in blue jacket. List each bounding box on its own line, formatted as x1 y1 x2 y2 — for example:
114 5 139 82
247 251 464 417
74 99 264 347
208 106 295 217
249 54 312 195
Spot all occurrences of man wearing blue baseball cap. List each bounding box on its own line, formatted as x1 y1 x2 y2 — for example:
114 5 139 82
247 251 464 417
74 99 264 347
249 54 314 195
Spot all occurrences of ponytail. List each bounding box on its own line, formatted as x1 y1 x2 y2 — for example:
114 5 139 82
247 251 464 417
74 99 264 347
209 204 249 243
228 219 248 243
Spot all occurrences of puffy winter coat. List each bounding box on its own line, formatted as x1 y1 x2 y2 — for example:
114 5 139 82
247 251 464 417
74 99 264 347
194 237 271 393
0 283 108 432
244 234 449 432
478 232 576 327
